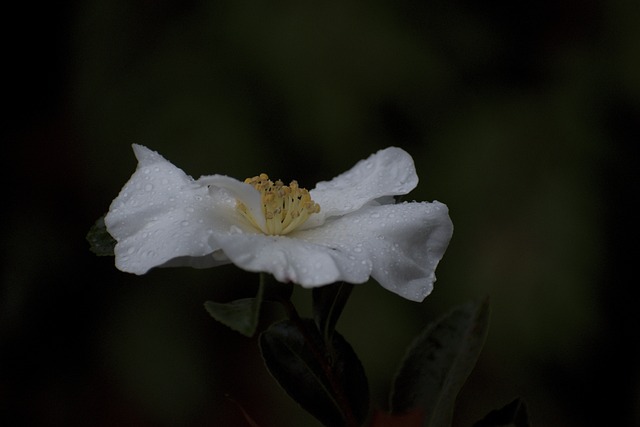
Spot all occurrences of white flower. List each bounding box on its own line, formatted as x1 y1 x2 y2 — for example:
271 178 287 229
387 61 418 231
105 145 453 302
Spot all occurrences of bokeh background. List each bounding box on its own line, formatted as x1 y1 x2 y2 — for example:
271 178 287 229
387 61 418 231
3 1 639 426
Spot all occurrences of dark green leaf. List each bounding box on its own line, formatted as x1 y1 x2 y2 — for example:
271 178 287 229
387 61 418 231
312 282 354 344
204 277 265 337
86 216 116 256
260 319 369 427
204 298 260 337
472 398 531 427
390 297 490 427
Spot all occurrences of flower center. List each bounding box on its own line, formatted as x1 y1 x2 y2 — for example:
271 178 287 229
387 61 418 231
236 173 321 235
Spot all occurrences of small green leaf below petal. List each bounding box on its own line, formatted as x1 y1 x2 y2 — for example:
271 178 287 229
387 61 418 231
472 398 531 427
204 298 261 337
86 216 116 256
204 278 265 337
313 282 354 345
389 297 490 427
259 319 369 427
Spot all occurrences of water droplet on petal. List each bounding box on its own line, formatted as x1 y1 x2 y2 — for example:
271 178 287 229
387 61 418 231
144 183 153 191
181 220 190 227
229 225 243 234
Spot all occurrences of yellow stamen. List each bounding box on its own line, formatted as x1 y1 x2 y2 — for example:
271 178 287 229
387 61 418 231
236 173 321 235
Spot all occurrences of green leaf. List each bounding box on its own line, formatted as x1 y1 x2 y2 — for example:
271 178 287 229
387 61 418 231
312 282 354 344
472 398 531 427
259 319 369 427
389 297 490 427
204 277 265 337
86 216 116 256
204 298 260 337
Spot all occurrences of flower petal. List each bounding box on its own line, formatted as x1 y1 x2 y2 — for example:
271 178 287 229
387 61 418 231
305 147 418 228
208 200 453 301
197 174 266 232
105 144 240 274
297 201 453 301
208 232 358 286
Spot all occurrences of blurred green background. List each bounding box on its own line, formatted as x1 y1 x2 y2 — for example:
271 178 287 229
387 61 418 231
2 0 639 426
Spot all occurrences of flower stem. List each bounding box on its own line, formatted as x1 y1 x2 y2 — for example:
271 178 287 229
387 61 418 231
278 298 360 427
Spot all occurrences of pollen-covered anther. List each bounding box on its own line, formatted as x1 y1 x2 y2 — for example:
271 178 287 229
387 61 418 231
236 173 321 235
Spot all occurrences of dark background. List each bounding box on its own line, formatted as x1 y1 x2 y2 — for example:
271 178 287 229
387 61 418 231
2 1 638 426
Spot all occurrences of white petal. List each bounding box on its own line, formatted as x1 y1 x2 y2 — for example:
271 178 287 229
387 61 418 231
305 147 418 228
208 232 358 286
105 145 241 274
208 200 452 300
197 174 265 232
296 201 453 301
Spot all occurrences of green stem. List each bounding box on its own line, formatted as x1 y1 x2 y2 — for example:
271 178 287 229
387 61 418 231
279 298 360 427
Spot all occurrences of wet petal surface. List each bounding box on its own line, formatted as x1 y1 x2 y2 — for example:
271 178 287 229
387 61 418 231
105 145 240 274
208 201 452 301
305 147 418 228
